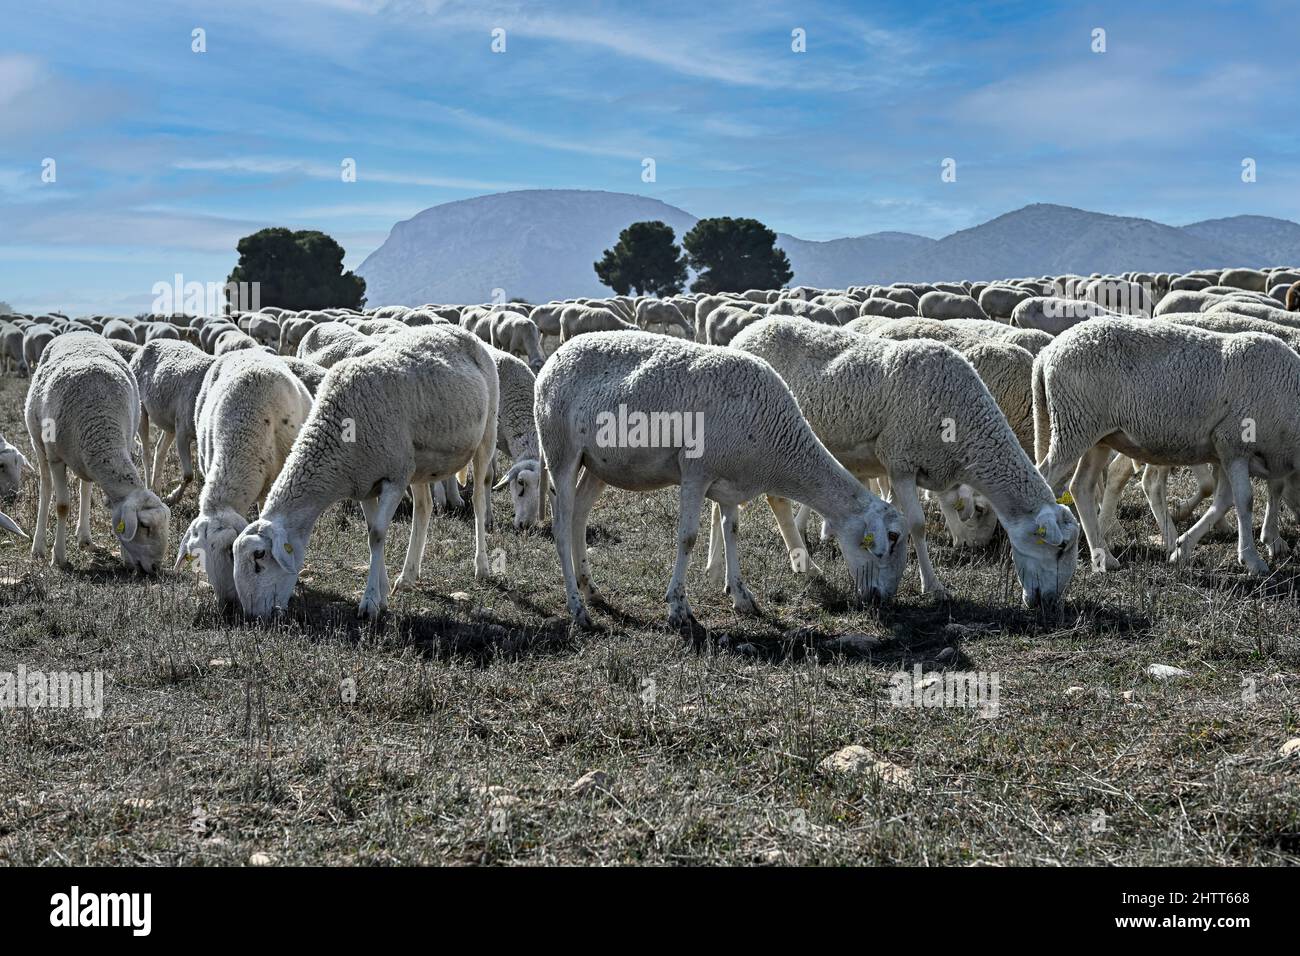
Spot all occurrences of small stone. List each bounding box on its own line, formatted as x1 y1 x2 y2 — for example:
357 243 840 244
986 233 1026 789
449 591 472 602
122 797 154 810
248 851 275 866
1147 663 1191 681
1121 689 1135 702
209 658 232 668
569 770 610 797
817 745 913 787
1065 686 1088 696
1279 738 1300 758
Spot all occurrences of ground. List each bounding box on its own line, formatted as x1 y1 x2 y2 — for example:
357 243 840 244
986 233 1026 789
0 371 1297 866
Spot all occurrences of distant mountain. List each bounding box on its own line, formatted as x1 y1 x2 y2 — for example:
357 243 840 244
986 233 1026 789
355 192 1300 305
1180 215 1300 267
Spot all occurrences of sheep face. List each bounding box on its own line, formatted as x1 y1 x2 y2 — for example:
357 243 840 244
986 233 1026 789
0 442 31 500
1008 503 1079 609
233 517 305 619
110 489 171 575
501 459 541 529
175 508 247 607
831 499 908 603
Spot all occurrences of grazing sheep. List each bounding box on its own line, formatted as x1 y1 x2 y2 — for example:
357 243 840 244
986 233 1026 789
978 285 1032 322
24 334 170 572
0 432 32 501
22 325 57 371
489 348 545 529
858 298 917 320
1011 296 1118 335
635 299 693 337
278 356 327 396
175 349 312 607
486 310 547 371
1219 268 1269 292
918 290 989 321
1207 299 1300 328
1 322 28 375
559 303 635 342
943 319 1053 355
535 330 910 630
130 339 216 504
705 304 770 346
1034 318 1300 576
728 319 1077 604
277 314 321 355
245 314 281 350
213 328 261 355
232 325 499 621
296 322 379 368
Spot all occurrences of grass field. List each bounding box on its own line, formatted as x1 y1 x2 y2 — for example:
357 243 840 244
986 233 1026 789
1 370 1298 866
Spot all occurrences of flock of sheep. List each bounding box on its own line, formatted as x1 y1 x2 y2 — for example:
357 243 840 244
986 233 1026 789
2 262 1300 631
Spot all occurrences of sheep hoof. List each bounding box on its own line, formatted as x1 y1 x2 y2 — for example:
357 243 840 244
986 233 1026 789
568 598 594 630
1266 538 1290 560
391 574 416 594
474 555 490 579
1169 541 1191 565
729 585 759 616
76 535 92 549
1090 549 1118 572
357 593 386 621
667 605 700 633
1242 556 1269 577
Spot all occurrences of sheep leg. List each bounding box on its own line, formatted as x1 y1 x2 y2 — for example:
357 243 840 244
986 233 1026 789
470 426 495 580
76 478 93 548
704 503 725 589
357 481 404 620
793 502 811 541
138 411 153 488
30 443 52 562
718 501 758 615
164 424 194 505
765 495 821 575
1139 465 1177 556
549 458 592 628
1099 455 1137 535
149 430 172 493
1069 446 1118 572
392 482 433 592
890 474 949 598
1171 464 1215 522
935 489 972 546
1260 479 1289 560
1171 470 1232 565
665 480 707 631
571 468 606 600
1225 459 1268 576
50 461 71 568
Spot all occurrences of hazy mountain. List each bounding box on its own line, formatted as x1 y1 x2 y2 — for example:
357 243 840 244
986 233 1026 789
356 192 1300 305
356 189 931 304
1180 215 1300 267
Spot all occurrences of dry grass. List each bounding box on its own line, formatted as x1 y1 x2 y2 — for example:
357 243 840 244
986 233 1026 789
0 371 1297 865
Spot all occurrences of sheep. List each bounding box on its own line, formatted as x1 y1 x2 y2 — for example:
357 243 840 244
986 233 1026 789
277 313 321 355
978 285 1032 322
144 322 180 342
858 298 917 320
296 322 379 368
1290 282 1300 312
534 330 910 631
705 304 770 346
1011 296 1118 335
726 319 1077 604
635 299 693 337
22 325 57 371
559 303 635 342
278 356 327 396
1219 268 1269 293
130 339 216 504
175 349 312 608
944 318 1053 355
231 325 499 621
1 322 28 375
213 328 260 355
918 290 989 321
24 334 170 572
1033 318 1300 576
488 348 545 529
103 319 137 343
486 310 547 371
0 432 32 501
246 313 281 350
199 320 240 352
1206 299 1300 328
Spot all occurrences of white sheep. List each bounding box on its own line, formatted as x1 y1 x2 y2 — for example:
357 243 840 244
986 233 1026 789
1033 318 1300 576
559 303 635 342
725 319 1078 605
488 348 545 529
486 310 547 371
24 334 171 572
0 431 33 501
232 325 499 621
1012 296 1118 335
175 349 312 608
130 339 216 504
296 322 379 368
918 290 989 321
534 330 910 630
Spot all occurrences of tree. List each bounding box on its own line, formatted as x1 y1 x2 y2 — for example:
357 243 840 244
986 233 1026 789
0 301 14 315
594 220 688 296
227 228 366 311
682 217 792 294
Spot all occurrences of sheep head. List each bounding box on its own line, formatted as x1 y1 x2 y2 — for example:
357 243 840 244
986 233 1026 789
111 488 171 574
496 459 542 529
233 516 306 619
830 493 908 604
175 507 248 608
1008 502 1079 610
0 437 31 500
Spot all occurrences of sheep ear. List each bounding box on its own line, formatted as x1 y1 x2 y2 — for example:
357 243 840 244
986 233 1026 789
493 473 511 492
115 504 139 542
174 521 203 571
268 522 304 574
0 511 27 538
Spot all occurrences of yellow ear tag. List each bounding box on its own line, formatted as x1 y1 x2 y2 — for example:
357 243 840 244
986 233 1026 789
184 553 194 563
1056 491 1073 505
954 499 965 511
115 520 125 534
283 542 294 554
1035 525 1047 538
862 532 874 548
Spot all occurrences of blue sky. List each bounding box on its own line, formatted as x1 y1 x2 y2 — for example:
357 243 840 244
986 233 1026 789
2 0 1297 314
